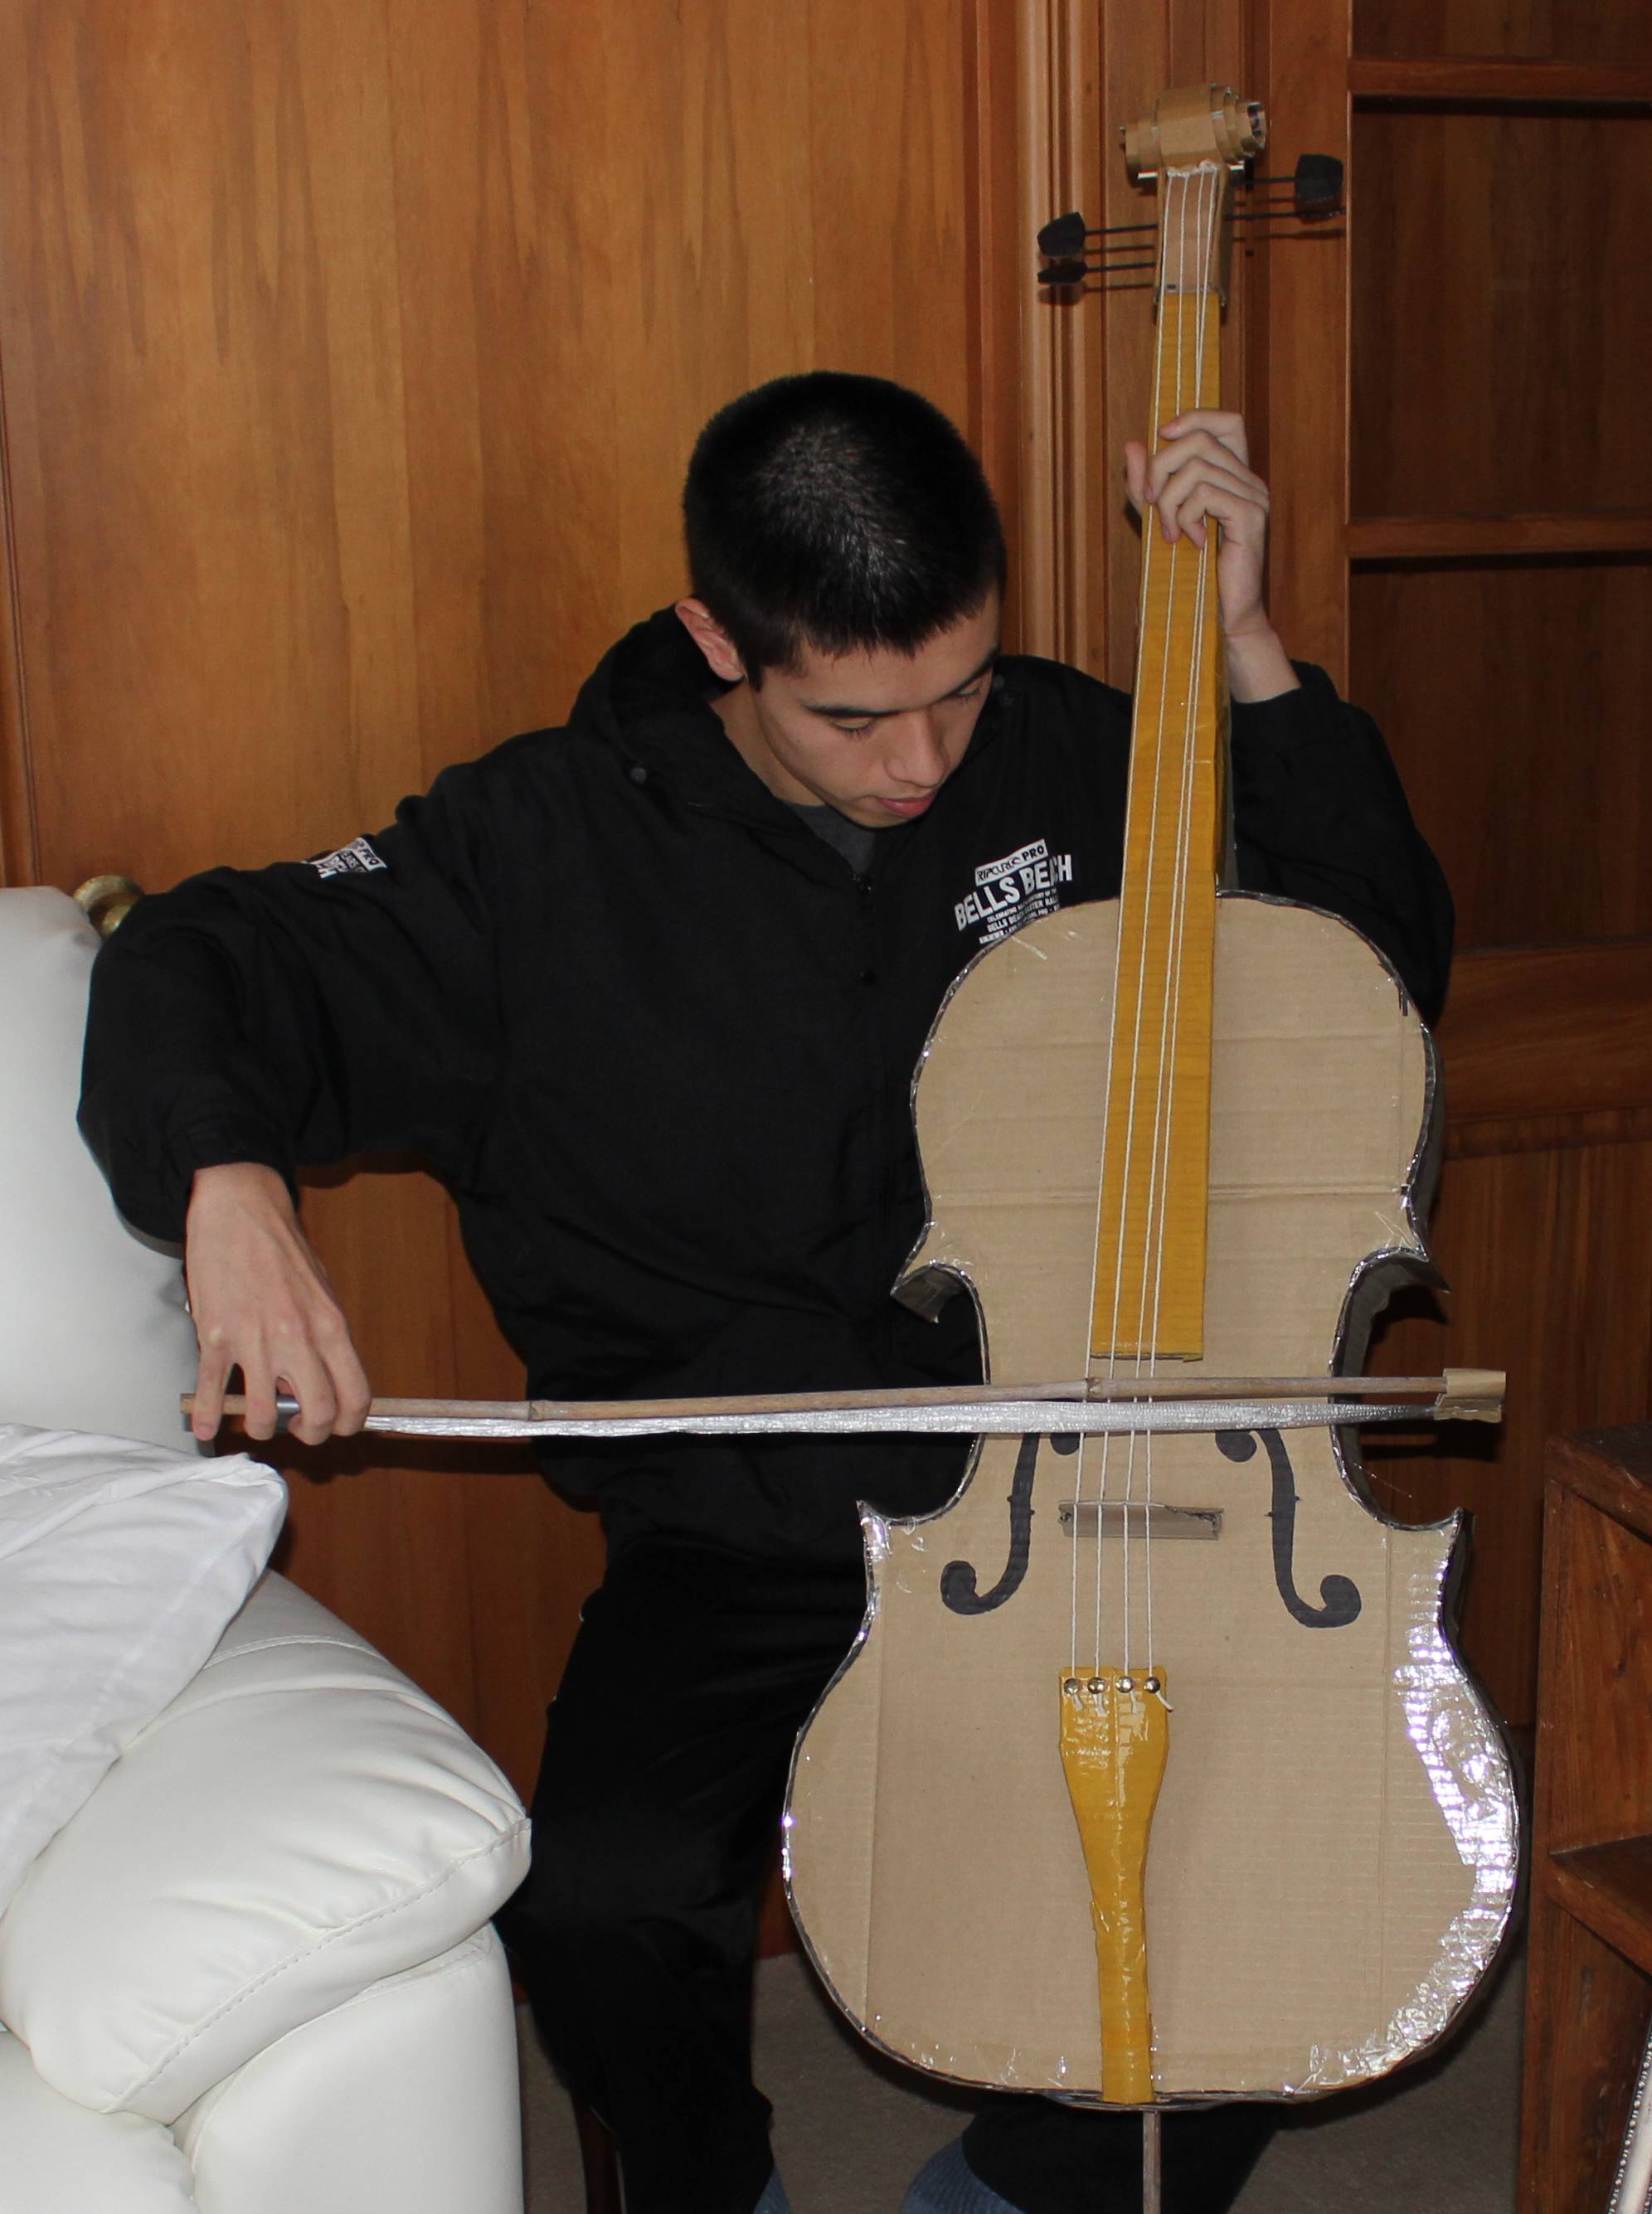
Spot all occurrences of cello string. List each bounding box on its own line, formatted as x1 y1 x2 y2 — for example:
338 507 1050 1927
1105 163 1193 1676
1073 169 1177 1677
1139 160 1222 1681
1132 161 1217 1675
1081 163 1169 1664
1134 162 1210 1673
1115 166 1183 1673
1077 163 1180 1674
1079 163 1218 1677
1154 162 1218 1673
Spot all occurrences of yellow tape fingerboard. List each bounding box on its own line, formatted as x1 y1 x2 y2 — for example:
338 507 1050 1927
1090 173 1229 1364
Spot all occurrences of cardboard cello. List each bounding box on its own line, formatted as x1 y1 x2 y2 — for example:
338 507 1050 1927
781 85 1518 2113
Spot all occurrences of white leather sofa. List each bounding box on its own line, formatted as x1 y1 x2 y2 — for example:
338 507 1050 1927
0 886 532 2214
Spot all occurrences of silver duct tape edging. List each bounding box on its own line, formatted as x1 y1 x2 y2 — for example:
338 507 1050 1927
790 1500 1517 2103
1609 2022 1652 2214
355 1398 1431 1441
1293 1546 1518 2091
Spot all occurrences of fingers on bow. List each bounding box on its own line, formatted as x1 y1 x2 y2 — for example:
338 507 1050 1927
192 1318 372 1448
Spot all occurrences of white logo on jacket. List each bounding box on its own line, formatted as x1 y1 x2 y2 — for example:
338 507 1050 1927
307 836 386 880
954 838 1073 946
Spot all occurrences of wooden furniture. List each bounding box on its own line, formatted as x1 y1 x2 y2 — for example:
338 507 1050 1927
1520 1426 1652 2213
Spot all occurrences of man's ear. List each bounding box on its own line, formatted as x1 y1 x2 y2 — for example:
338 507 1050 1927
674 598 747 686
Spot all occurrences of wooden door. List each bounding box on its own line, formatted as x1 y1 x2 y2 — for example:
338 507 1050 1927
0 0 988 1804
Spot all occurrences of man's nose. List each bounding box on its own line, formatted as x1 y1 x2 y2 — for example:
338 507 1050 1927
884 713 948 789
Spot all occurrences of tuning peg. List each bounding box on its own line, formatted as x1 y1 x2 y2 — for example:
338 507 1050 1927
1036 261 1155 294
1292 152 1343 216
1242 155 1343 210
1037 210 1159 254
1244 155 1343 206
1037 211 1091 259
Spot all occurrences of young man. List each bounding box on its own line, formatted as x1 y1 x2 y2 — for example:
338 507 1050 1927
81 372 1450 2214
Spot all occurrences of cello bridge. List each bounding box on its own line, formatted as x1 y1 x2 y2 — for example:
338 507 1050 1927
1058 1501 1221 1541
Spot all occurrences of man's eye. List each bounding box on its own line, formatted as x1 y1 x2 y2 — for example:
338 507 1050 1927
830 719 876 736
953 682 984 704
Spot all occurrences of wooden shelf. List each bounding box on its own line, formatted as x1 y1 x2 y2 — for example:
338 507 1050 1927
1348 513 1652 562
1521 1433 1652 2209
1550 1839 1652 1976
1548 1430 1652 1546
1350 57 1652 107
1438 940 1652 1133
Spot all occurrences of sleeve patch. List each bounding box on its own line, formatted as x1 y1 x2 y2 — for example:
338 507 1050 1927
308 835 386 879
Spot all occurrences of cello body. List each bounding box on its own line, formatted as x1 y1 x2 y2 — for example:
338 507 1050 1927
785 891 1518 2099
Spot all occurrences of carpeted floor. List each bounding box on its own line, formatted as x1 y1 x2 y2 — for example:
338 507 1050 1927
517 1940 1523 2212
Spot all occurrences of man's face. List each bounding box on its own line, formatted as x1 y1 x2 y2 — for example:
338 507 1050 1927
678 593 1001 829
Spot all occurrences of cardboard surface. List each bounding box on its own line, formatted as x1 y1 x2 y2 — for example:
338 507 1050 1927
786 895 1516 2100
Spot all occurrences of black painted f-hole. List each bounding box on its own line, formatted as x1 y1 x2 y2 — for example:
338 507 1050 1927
941 1433 1078 1615
1216 1427 1362 1629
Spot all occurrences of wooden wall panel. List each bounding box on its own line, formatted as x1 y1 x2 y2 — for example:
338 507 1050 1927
1018 0 1107 673
0 357 30 888
0 0 976 1798
1436 941 1652 1136
1351 109 1652 520
0 0 977 887
1252 0 1353 687
962 0 1027 638
1350 558 1652 950
1354 0 1652 67
6 4 409 887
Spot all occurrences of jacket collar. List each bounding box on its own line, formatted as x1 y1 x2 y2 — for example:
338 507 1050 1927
569 606 1013 827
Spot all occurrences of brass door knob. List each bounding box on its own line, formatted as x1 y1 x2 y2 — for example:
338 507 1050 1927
73 875 143 937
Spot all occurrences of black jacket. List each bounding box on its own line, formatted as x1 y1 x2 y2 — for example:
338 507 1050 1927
80 611 1451 1561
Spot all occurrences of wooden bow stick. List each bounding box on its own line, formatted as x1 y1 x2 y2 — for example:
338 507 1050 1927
188 1367 1504 1441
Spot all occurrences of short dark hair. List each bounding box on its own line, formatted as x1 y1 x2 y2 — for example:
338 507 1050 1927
683 372 1006 682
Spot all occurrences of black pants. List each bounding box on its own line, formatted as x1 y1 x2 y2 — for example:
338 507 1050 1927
498 1541 1274 2214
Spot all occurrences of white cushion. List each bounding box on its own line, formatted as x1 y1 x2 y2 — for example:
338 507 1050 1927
0 1425 286 1911
173 1931 523 2214
0 886 200 1449
0 2028 198 2214
0 1572 529 2122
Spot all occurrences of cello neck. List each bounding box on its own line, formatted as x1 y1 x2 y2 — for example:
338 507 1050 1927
1091 133 1250 1366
